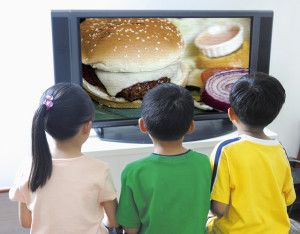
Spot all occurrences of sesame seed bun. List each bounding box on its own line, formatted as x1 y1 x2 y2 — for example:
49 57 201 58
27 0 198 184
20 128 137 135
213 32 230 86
80 18 185 72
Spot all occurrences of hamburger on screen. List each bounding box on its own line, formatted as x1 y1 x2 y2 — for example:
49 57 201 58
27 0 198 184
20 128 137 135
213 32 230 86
81 18 188 108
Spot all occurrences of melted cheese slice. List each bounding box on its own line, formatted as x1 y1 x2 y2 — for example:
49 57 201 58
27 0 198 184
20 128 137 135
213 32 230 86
94 62 182 96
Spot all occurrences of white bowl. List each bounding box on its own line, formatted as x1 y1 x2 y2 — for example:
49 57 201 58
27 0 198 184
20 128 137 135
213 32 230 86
195 23 244 58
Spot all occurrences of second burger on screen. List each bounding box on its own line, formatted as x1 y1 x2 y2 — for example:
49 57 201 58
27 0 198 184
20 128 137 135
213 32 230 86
81 18 188 108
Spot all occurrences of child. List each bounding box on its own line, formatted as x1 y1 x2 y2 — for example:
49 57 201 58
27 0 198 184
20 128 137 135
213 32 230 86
116 83 211 234
9 83 120 234
208 72 296 233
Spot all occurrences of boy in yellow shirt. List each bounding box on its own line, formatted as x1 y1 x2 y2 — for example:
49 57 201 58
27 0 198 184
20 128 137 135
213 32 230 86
208 72 296 233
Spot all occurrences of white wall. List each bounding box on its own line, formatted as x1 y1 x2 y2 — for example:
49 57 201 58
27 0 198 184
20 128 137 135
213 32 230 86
1 0 300 188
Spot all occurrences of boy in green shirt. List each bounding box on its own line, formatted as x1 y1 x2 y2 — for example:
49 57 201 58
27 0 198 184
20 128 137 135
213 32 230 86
116 83 211 234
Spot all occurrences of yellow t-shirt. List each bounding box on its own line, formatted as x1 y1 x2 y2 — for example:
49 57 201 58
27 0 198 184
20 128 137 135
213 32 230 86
208 135 296 234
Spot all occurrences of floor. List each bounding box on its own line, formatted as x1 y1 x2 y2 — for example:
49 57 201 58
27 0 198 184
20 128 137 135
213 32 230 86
0 191 29 234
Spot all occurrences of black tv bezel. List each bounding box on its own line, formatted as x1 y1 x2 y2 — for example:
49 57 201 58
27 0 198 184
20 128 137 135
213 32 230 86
51 10 273 129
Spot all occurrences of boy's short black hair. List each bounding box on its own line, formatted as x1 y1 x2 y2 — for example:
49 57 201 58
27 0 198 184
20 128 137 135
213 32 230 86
141 83 194 141
229 72 285 128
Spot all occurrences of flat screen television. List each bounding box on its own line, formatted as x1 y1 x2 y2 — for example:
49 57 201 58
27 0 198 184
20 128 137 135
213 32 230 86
51 10 273 143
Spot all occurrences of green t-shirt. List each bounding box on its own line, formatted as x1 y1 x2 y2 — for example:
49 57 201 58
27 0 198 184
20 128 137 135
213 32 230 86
116 150 211 234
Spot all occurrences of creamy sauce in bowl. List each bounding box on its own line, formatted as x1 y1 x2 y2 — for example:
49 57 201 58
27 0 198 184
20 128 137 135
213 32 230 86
195 23 244 58
196 25 240 46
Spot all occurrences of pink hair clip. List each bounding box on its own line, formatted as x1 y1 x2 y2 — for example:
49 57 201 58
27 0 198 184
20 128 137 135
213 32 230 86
44 95 54 110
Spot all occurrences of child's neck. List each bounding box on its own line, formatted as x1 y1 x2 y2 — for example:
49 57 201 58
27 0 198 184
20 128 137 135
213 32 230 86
152 138 188 155
238 126 271 140
52 139 83 159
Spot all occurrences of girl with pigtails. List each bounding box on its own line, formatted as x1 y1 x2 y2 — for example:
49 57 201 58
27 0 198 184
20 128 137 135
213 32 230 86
9 83 120 234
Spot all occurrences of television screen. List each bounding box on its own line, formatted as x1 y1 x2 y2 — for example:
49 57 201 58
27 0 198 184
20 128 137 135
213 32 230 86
51 10 273 143
80 17 251 120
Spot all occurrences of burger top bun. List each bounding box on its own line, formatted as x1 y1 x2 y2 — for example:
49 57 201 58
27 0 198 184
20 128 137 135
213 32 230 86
80 18 185 73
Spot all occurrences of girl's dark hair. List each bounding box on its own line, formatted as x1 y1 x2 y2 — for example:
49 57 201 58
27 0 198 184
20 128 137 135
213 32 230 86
29 83 94 192
229 72 285 128
141 83 194 141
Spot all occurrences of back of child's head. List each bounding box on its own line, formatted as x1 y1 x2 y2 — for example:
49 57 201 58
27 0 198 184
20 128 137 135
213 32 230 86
229 72 285 128
141 83 194 141
30 83 94 192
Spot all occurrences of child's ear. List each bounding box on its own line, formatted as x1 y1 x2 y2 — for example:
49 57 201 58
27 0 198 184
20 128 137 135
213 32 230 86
186 120 195 134
138 118 148 133
228 107 240 125
82 121 92 134
228 107 236 121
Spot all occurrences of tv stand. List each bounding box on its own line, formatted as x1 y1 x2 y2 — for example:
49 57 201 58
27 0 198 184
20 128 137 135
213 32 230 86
94 119 236 144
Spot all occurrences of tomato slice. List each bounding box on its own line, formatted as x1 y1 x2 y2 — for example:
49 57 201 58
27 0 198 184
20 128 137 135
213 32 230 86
201 67 235 83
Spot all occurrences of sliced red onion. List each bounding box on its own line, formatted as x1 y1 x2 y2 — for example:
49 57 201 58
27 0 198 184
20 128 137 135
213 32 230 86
201 68 249 112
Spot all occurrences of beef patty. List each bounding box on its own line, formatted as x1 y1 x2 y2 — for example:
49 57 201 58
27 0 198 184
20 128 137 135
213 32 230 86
82 64 170 102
